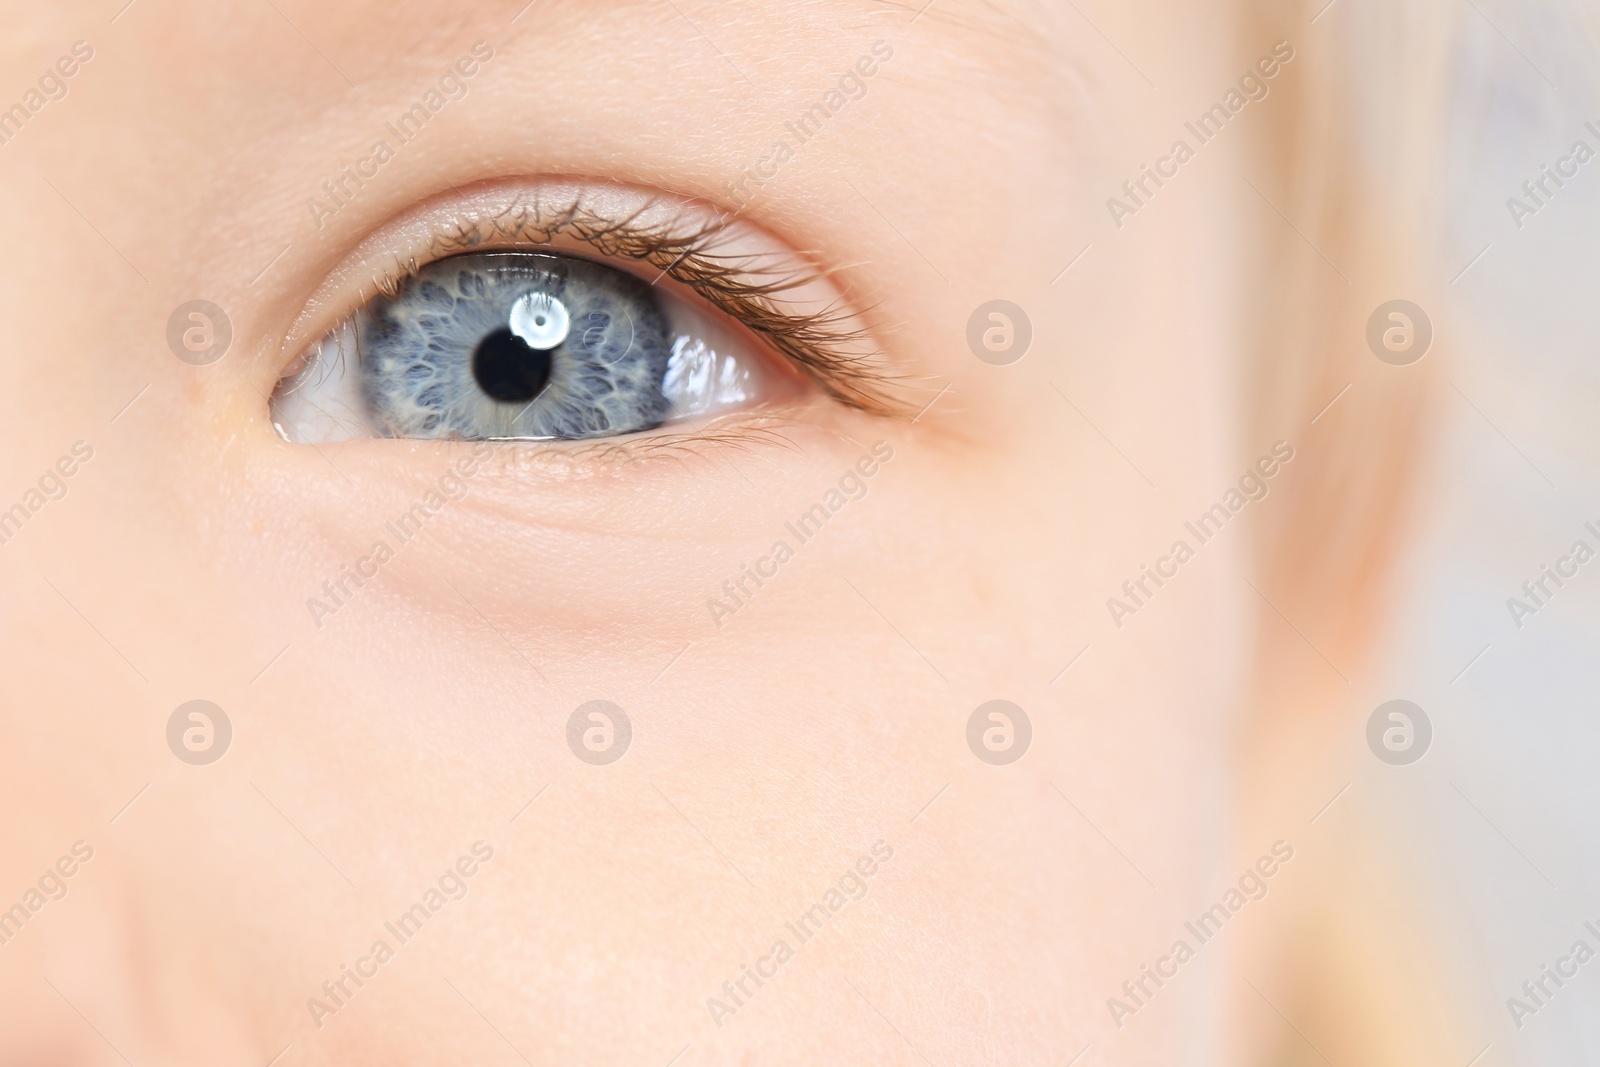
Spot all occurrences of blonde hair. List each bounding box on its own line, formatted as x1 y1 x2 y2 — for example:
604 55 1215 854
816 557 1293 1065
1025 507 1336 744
1237 3 1469 1063
1243 0 1455 672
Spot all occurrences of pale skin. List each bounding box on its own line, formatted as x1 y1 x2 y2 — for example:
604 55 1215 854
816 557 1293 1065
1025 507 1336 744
0 1 1451 1064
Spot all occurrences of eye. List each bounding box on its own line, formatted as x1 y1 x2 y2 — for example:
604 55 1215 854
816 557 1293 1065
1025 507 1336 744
271 248 795 443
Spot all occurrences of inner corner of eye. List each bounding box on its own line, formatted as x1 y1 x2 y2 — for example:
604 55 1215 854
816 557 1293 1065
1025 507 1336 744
267 249 792 447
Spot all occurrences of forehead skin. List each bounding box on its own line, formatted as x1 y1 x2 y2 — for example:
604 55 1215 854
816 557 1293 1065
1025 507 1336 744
0 1 1261 1066
0 0 1078 415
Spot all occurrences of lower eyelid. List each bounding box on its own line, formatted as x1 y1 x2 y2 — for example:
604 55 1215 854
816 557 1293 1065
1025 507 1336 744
481 403 839 483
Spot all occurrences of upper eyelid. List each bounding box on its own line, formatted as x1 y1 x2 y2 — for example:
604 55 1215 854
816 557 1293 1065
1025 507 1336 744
291 181 907 417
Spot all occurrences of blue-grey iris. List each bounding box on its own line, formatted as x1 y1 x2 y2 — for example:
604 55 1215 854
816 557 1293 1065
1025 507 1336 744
359 252 673 439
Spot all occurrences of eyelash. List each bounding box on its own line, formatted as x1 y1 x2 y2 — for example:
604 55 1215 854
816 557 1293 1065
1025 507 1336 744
351 194 902 417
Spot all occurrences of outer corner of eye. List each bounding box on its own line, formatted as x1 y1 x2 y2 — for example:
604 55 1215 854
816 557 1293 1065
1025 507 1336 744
268 248 811 447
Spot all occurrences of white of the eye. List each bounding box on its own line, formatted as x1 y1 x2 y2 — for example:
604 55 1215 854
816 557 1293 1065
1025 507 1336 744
662 335 755 418
508 291 570 349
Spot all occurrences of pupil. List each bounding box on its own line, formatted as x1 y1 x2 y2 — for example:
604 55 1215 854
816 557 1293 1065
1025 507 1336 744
472 327 553 403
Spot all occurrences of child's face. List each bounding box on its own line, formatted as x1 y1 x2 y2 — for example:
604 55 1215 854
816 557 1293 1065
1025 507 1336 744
0 1 1263 1063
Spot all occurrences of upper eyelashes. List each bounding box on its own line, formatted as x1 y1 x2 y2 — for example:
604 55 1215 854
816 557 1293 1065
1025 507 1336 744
374 188 899 415
271 182 903 446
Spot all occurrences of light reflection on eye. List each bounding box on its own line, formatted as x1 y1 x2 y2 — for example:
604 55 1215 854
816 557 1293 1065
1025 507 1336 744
507 290 570 350
662 336 757 419
270 250 788 444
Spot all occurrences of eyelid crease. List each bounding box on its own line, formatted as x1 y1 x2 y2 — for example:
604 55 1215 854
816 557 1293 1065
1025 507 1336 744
357 189 908 418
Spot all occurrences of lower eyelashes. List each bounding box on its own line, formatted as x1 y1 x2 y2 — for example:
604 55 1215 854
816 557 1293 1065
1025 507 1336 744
272 249 777 444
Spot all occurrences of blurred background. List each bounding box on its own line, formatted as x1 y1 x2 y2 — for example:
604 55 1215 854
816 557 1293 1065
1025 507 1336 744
1358 1 1600 1061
